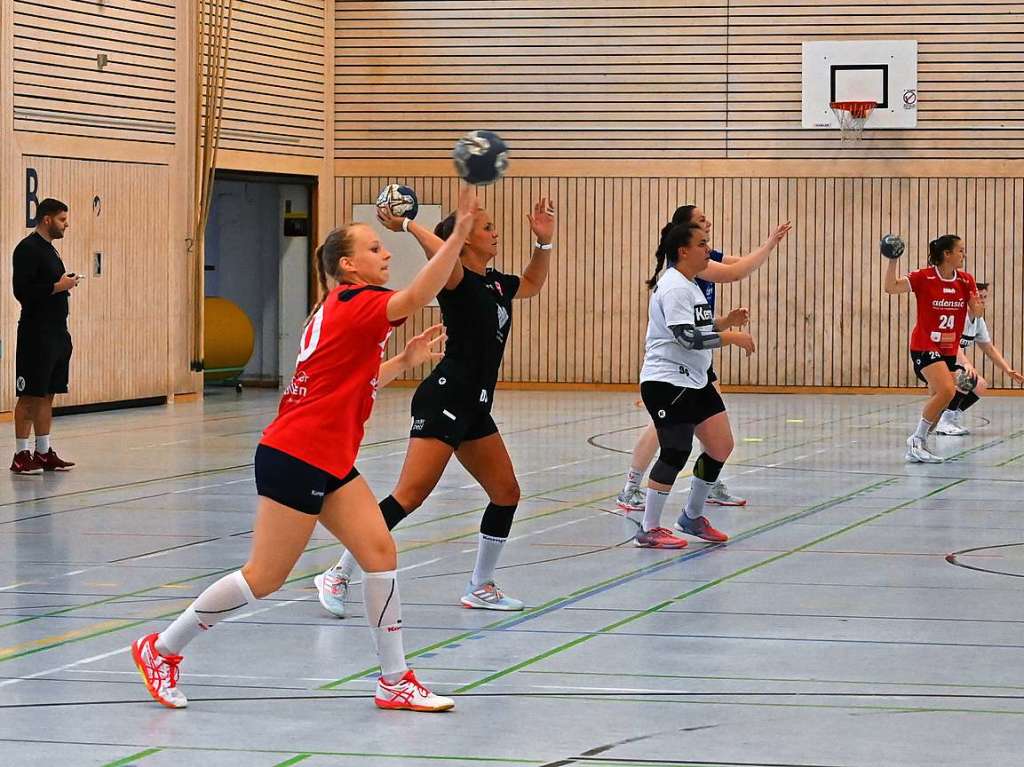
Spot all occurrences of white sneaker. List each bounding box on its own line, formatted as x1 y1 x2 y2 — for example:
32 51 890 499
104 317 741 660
954 409 971 434
375 669 454 712
905 436 944 463
460 581 524 611
314 569 348 618
936 411 968 437
705 479 747 506
616 487 645 511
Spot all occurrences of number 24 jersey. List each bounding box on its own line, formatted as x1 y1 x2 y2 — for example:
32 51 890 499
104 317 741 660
907 267 977 355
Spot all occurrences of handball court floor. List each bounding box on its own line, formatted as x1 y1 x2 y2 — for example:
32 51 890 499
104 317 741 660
1 388 1023 767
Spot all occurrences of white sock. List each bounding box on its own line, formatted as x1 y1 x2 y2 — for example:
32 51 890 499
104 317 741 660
35 434 50 454
622 466 644 495
333 550 359 580
156 570 255 656
913 419 932 440
642 488 670 531
362 570 407 683
684 477 714 520
471 533 506 586
16 438 30 453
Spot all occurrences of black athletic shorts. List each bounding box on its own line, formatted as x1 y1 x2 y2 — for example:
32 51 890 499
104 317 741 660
707 366 718 384
911 350 958 384
254 444 359 516
16 325 72 397
640 379 727 429
409 372 498 448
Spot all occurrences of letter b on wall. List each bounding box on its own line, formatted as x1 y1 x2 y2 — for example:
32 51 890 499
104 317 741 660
25 168 39 228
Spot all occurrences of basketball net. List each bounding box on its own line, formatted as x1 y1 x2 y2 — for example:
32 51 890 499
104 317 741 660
830 101 876 142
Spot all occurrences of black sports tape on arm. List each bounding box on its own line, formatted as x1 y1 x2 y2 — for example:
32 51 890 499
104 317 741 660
671 324 722 351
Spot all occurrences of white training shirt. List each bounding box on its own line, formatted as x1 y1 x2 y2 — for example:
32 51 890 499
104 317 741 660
640 267 714 389
960 316 991 348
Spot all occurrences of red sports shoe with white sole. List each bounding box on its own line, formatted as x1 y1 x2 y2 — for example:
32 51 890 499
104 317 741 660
375 669 454 712
131 633 187 708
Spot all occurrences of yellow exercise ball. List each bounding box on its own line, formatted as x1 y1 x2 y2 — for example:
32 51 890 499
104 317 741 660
204 297 255 382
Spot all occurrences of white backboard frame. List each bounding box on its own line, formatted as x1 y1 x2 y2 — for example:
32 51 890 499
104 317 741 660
802 40 918 130
353 204 444 307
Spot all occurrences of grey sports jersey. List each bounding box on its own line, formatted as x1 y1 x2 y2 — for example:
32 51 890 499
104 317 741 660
640 268 713 389
960 316 991 348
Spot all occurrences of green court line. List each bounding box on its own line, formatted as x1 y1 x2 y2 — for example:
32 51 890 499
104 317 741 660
98 747 162 767
318 477 896 689
272 755 313 767
453 478 967 693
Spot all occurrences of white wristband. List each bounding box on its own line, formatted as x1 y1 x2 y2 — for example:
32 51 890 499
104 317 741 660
533 241 553 250
401 217 411 233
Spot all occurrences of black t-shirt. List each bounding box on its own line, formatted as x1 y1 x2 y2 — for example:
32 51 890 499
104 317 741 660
434 267 520 406
13 232 68 328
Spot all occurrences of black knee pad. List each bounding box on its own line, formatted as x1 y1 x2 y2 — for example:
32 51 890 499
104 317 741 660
481 502 517 539
693 452 726 483
649 447 691 485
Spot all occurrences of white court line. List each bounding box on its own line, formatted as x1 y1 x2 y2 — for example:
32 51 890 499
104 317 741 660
172 477 253 494
458 516 591 554
0 582 34 592
225 594 316 622
0 646 128 689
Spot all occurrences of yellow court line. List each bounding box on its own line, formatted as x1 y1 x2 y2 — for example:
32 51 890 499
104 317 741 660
0 619 135 661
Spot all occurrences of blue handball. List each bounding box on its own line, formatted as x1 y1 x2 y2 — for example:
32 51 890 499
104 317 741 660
452 130 509 186
880 234 905 260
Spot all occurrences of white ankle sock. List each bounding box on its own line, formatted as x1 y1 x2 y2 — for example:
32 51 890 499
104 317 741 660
16 438 30 454
471 533 506 586
913 419 932 440
642 488 670 531
334 550 359 580
623 466 644 494
362 570 407 683
157 570 255 655
35 435 50 454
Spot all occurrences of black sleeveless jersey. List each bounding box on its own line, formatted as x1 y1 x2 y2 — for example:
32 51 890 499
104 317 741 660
433 267 520 408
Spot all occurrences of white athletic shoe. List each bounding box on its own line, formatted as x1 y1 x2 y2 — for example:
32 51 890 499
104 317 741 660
936 411 968 437
616 487 645 511
954 409 970 434
705 479 747 506
905 436 944 463
460 581 524 611
314 569 348 618
131 633 188 709
375 669 454 712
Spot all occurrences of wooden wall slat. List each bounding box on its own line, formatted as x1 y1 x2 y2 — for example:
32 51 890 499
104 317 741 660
336 175 1024 389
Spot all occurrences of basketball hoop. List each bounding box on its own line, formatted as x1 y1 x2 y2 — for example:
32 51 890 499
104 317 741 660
830 101 876 142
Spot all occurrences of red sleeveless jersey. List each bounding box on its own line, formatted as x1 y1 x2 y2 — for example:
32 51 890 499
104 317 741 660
907 267 977 355
260 284 403 478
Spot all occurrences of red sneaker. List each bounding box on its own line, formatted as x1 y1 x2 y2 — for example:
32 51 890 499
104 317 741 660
633 527 689 549
675 515 729 543
10 450 43 475
34 449 75 472
131 633 187 708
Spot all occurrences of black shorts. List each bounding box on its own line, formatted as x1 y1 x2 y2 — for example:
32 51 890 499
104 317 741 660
409 372 498 448
254 444 359 516
16 326 72 397
707 366 718 384
911 350 957 384
640 379 727 429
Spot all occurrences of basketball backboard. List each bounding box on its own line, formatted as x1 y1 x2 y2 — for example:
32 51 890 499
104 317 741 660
802 40 918 129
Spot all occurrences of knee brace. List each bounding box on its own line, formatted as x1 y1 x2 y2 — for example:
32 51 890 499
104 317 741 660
693 452 726 483
481 502 517 539
649 447 691 485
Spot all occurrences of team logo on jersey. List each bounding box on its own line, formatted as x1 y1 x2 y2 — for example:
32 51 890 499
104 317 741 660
490 280 503 296
283 371 310 399
943 288 956 295
497 305 510 330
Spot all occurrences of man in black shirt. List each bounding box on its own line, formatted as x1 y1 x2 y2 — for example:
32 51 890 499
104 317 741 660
11 198 78 474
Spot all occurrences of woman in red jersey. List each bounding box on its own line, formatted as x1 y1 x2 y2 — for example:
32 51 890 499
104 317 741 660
884 234 982 464
130 188 479 713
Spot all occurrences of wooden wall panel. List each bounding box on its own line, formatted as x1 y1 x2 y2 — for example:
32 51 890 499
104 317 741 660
12 0 176 143
334 0 1024 160
216 0 326 158
4 157 173 407
337 174 1024 389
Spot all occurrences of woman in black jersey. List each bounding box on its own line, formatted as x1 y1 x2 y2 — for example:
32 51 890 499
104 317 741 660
315 196 555 614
